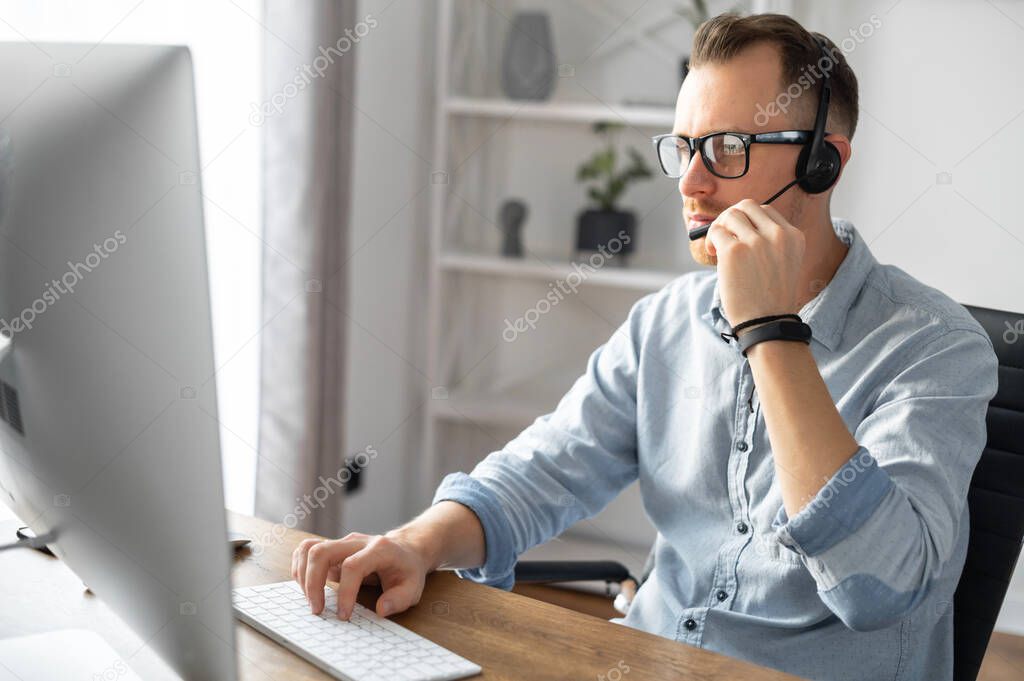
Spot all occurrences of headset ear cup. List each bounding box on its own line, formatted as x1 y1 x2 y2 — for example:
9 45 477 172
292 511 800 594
797 141 841 194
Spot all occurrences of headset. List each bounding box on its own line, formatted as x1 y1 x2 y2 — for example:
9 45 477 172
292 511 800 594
792 34 842 195
689 34 842 241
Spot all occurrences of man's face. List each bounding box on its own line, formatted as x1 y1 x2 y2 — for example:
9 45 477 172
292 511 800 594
674 42 810 266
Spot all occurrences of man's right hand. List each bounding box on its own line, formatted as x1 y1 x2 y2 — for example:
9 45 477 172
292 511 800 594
290 500 486 621
292 531 431 620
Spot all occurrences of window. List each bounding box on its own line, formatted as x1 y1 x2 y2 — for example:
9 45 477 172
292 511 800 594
0 0 264 513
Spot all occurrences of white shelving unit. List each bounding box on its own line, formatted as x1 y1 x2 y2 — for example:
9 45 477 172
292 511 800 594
420 1 684 504
421 0 777 503
439 251 680 292
432 383 562 428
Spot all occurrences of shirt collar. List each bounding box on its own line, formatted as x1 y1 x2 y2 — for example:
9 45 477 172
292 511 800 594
704 218 877 353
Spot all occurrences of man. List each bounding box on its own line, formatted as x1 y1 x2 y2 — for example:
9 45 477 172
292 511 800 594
293 13 999 680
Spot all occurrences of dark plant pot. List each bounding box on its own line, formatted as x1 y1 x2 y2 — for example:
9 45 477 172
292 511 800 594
576 209 635 264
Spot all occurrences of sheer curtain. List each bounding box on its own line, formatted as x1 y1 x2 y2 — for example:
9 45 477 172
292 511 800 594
255 0 357 535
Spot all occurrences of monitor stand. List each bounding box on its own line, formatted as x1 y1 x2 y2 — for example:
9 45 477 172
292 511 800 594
1 526 56 556
7 525 251 556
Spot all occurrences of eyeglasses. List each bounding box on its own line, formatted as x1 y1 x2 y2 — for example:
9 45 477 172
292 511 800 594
651 130 818 179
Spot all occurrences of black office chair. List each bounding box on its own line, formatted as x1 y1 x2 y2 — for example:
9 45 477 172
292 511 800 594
515 304 1024 681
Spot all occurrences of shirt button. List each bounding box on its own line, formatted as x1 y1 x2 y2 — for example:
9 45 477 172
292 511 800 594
736 441 748 452
736 521 749 534
716 590 728 601
684 618 697 630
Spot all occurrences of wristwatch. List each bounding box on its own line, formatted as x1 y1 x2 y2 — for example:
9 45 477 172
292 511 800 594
737 319 812 357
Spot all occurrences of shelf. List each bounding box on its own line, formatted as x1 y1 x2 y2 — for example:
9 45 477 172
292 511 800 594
439 251 683 292
432 374 574 428
433 390 552 428
446 96 675 129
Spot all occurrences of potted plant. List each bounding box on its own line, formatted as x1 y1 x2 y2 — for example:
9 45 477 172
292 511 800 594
575 121 652 264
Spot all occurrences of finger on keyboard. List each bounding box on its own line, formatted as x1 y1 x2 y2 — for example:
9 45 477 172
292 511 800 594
305 541 344 614
336 547 383 620
294 538 321 594
305 538 367 614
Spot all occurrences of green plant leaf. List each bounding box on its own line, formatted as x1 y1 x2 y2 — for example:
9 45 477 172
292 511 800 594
606 175 622 204
577 158 601 181
587 186 609 210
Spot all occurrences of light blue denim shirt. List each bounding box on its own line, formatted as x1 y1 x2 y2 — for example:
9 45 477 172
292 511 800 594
432 218 999 681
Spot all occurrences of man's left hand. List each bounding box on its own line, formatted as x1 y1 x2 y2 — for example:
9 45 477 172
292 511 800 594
704 198 806 328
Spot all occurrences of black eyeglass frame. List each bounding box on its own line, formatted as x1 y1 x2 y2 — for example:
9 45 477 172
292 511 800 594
651 130 823 179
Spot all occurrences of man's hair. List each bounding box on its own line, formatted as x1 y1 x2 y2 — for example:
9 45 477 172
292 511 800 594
690 13 859 139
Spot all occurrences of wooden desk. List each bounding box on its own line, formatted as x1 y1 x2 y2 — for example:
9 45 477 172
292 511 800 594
0 512 803 680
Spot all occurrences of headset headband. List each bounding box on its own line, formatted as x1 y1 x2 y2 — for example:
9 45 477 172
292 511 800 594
806 35 834 178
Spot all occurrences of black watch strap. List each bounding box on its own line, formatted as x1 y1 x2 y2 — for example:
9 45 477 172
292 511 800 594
737 320 812 357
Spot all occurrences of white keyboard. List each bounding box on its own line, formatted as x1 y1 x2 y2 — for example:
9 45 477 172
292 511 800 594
232 580 481 681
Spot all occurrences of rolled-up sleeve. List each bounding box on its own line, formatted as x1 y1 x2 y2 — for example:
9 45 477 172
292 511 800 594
431 291 653 590
771 327 999 631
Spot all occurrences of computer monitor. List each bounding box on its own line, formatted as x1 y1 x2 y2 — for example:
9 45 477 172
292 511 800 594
0 42 237 680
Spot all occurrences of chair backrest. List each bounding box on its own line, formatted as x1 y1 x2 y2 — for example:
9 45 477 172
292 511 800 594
954 304 1024 681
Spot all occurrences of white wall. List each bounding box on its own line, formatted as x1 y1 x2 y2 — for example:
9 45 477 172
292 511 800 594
797 0 1024 310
